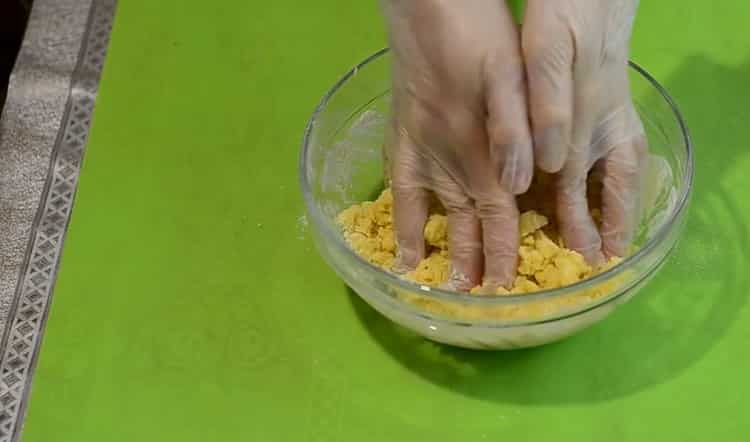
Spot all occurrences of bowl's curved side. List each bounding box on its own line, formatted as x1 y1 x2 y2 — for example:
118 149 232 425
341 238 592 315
363 290 617 350
351 245 674 350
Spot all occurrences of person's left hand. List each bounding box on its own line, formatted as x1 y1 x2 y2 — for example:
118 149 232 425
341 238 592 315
521 0 647 264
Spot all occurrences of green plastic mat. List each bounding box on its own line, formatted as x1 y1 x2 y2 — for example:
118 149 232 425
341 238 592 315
22 1 750 440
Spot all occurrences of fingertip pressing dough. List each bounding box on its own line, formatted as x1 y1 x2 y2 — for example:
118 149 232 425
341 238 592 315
337 188 621 295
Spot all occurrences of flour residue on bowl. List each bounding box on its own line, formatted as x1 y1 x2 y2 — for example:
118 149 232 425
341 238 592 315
319 110 386 218
296 214 309 240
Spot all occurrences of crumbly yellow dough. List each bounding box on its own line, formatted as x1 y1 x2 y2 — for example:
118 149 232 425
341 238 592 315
337 189 620 295
337 190 397 269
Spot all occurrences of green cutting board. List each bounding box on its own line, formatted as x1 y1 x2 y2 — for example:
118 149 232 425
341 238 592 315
22 1 750 441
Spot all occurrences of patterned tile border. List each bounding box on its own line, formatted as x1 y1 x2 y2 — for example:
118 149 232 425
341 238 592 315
0 1 117 440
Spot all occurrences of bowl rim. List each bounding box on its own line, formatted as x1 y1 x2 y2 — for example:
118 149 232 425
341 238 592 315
299 47 694 306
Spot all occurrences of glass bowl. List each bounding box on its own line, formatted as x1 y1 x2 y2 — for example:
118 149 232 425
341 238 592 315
300 49 693 350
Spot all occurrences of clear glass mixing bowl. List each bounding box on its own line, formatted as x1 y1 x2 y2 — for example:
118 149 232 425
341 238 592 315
300 49 693 350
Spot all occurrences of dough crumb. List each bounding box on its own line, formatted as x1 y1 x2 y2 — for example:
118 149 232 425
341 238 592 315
407 252 450 285
424 214 448 249
519 211 549 237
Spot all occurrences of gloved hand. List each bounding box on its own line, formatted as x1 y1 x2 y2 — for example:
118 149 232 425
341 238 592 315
522 0 646 264
381 0 533 290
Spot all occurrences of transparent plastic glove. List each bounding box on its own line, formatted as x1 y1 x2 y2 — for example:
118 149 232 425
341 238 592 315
381 0 533 290
522 0 647 264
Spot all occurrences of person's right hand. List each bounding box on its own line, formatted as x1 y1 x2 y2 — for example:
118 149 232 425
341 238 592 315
381 0 533 291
